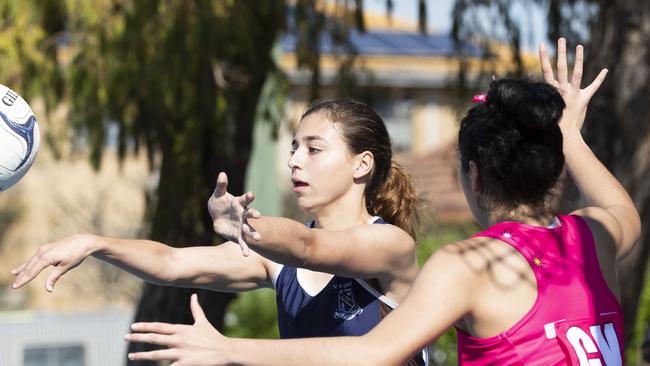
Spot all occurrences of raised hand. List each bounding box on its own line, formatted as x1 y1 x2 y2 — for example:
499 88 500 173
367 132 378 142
126 294 231 366
539 38 608 137
207 172 260 256
11 234 99 292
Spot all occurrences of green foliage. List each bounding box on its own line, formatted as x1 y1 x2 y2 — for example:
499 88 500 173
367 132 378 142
49 1 287 246
416 222 480 265
65 1 243 167
223 288 280 339
0 0 62 109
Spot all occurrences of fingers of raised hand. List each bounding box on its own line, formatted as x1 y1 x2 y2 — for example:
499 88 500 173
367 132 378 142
584 68 608 98
539 43 558 87
557 38 569 85
244 208 261 220
127 349 178 362
214 172 229 198
571 45 584 88
237 192 255 208
242 223 261 242
238 238 251 257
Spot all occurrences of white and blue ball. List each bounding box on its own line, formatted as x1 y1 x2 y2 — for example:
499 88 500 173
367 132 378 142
0 84 40 192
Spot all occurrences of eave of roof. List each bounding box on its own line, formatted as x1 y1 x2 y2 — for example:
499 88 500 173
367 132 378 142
281 30 482 58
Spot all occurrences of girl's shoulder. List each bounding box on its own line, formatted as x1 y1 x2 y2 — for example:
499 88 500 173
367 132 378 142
354 222 415 248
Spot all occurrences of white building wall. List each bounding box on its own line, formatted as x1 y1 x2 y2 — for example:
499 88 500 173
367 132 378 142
0 311 132 366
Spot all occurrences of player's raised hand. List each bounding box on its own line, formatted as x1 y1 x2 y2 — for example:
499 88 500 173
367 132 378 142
207 172 257 256
539 38 608 136
11 234 98 292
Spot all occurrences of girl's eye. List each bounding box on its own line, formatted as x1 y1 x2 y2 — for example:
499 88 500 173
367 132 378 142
308 147 321 153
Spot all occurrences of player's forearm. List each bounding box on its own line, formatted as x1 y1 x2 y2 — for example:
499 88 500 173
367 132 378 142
226 335 388 366
92 236 177 285
165 243 273 292
244 216 312 267
563 132 637 213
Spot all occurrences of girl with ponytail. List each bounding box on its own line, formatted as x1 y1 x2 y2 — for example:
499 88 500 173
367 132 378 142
202 98 428 364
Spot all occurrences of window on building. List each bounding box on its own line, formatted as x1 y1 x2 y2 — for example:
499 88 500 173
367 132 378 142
24 344 85 366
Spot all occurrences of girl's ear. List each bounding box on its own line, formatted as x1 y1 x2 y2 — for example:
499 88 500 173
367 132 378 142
353 151 374 179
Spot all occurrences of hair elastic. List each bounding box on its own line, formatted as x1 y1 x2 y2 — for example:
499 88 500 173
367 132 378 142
472 94 488 103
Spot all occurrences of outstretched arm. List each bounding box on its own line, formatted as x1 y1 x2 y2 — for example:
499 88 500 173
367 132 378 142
243 216 416 280
126 242 476 365
208 172 416 280
539 38 641 258
11 234 274 293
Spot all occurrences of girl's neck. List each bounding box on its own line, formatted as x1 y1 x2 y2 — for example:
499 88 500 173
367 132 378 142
310 200 373 230
490 206 556 228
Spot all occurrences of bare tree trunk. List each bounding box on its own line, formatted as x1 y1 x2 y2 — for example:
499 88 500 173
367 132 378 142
583 0 650 347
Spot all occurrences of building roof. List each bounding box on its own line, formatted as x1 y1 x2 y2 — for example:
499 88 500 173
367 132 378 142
281 30 481 58
279 29 481 87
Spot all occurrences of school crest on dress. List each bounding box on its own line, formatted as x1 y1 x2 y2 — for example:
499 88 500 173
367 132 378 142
333 281 363 320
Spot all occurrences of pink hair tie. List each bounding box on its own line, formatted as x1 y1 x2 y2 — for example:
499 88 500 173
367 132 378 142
472 94 488 103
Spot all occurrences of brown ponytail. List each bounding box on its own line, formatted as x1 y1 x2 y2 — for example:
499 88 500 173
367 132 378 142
367 161 423 238
302 98 425 238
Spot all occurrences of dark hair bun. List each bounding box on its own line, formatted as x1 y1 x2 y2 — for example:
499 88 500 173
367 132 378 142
458 78 566 209
487 79 565 131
